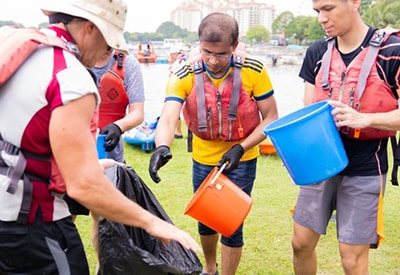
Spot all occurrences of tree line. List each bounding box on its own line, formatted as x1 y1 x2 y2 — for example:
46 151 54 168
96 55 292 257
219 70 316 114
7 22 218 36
247 0 400 45
1 0 398 46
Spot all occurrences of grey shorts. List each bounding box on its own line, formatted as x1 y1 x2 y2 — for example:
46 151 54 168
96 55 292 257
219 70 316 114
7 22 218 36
293 174 385 246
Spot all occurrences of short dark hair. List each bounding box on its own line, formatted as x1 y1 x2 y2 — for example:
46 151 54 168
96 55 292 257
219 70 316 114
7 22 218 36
198 12 239 46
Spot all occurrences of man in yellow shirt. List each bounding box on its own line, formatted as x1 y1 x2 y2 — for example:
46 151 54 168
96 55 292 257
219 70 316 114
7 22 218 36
149 12 278 275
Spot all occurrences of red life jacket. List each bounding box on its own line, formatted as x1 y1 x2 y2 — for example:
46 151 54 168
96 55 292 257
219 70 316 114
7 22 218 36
314 28 399 140
98 51 129 130
182 43 260 141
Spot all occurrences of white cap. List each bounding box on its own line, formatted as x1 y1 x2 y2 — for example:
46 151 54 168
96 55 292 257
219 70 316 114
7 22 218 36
41 0 128 52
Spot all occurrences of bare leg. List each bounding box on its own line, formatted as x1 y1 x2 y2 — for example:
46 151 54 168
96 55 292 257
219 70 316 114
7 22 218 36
292 222 320 275
200 234 219 274
339 242 370 275
221 244 242 275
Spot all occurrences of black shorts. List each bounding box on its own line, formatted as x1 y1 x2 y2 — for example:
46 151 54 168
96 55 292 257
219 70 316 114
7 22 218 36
0 215 89 274
64 194 90 216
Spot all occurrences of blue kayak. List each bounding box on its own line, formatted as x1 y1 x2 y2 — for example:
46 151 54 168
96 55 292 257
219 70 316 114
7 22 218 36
123 114 159 153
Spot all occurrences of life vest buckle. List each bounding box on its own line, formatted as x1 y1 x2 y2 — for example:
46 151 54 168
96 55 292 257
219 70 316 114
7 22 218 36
322 82 331 91
198 125 207 132
193 61 203 74
2 141 20 156
117 52 124 69
370 31 386 47
233 56 243 68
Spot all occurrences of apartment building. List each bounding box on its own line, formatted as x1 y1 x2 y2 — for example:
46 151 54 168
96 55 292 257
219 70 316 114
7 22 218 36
170 0 276 36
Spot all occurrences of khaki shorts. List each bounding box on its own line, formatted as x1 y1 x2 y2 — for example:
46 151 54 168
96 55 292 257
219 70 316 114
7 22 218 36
293 174 385 246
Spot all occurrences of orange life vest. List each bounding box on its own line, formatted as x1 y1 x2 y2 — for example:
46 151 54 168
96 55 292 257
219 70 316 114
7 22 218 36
182 44 260 141
98 52 129 130
314 28 399 140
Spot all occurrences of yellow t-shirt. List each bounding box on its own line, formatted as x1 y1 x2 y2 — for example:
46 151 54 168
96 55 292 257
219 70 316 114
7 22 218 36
166 54 274 165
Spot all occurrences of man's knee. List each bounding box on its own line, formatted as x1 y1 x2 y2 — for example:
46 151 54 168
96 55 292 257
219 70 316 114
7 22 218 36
292 222 320 254
339 244 369 273
291 236 312 254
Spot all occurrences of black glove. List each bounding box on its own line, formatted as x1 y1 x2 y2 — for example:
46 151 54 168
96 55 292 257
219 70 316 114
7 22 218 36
100 123 122 152
217 144 244 173
149 145 173 183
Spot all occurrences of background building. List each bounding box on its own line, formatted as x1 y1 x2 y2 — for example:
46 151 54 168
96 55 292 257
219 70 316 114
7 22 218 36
171 0 276 37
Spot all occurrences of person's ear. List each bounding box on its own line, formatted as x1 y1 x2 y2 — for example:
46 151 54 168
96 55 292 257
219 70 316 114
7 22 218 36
351 0 361 11
84 21 96 34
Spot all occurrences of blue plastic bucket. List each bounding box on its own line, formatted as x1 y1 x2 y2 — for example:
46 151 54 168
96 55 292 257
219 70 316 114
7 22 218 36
96 134 107 159
263 101 348 185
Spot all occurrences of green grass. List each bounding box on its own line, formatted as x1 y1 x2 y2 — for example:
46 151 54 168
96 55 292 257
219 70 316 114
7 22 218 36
75 131 400 274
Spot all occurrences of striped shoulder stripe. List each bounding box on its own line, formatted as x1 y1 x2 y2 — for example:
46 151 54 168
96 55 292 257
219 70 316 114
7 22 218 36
165 95 185 104
243 57 264 73
175 64 193 79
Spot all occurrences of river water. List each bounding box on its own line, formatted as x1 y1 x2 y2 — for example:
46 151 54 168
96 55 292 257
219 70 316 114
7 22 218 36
140 62 304 118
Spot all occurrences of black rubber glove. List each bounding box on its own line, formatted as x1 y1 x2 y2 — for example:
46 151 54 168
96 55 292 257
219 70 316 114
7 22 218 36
100 123 122 152
217 144 244 173
149 145 173 183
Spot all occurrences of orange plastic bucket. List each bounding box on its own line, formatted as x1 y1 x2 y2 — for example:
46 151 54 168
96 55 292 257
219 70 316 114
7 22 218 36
184 165 253 237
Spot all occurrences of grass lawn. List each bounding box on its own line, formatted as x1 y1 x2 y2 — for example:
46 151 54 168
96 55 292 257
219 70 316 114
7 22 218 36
75 132 400 274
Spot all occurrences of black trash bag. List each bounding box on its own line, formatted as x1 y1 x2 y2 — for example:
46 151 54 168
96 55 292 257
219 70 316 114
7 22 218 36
98 165 203 275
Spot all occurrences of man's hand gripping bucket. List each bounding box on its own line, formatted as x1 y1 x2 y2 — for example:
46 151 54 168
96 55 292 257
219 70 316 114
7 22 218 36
184 163 253 237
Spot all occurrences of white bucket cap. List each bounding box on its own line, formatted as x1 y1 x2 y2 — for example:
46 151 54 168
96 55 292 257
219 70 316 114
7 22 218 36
41 0 128 52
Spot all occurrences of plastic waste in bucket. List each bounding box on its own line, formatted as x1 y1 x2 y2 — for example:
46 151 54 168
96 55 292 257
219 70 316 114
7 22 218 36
96 134 107 159
262 101 348 185
184 164 253 237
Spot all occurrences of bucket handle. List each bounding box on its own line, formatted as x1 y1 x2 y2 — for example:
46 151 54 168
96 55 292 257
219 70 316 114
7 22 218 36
209 163 227 186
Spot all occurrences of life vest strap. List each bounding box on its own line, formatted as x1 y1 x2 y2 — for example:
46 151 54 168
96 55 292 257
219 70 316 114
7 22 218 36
0 136 32 224
229 62 242 121
0 137 26 195
193 61 207 132
320 37 335 92
356 30 387 101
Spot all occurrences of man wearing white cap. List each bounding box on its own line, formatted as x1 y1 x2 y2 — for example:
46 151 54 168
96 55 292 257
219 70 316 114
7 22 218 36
0 0 200 274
